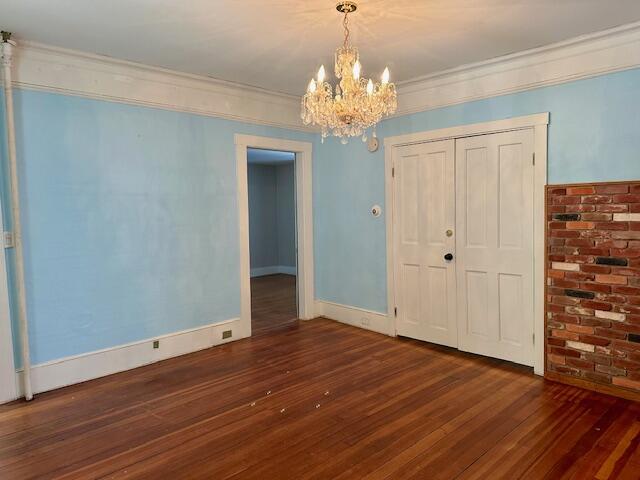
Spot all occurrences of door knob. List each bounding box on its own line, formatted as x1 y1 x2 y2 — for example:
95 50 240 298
444 253 454 261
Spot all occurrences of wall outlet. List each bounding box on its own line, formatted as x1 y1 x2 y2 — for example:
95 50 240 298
222 330 232 339
3 231 14 249
153 340 159 349
360 317 370 326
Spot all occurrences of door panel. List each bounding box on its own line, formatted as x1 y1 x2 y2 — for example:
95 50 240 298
455 130 534 366
393 140 457 347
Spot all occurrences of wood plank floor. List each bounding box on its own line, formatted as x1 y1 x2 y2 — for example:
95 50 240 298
1 283 639 478
250 274 297 335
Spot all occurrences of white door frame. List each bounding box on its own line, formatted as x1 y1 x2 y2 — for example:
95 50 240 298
235 134 315 336
384 113 549 375
0 195 17 402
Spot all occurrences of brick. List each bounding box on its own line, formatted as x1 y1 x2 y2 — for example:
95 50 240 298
551 230 581 238
581 300 612 311
566 324 595 334
566 306 595 316
597 204 628 213
581 265 611 274
595 274 627 285
631 204 640 213
579 248 609 256
581 213 612 222
631 184 640 194
595 222 629 231
580 335 611 347
584 353 612 365
595 184 629 194
567 204 596 213
567 221 595 230
547 337 566 347
567 186 595 195
613 358 640 370
552 296 581 306
549 205 567 213
551 262 580 272
580 283 611 294
595 257 628 266
595 310 626 322
630 334 640 343
593 327 627 340
595 240 627 248
611 231 640 240
613 213 640 221
547 354 566 365
611 248 640 258
549 222 567 230
611 267 640 276
549 346 581 358
566 341 595 353
582 195 612 204
580 318 611 328
595 294 627 304
549 238 567 246
548 187 567 195
629 223 640 231
612 286 640 296
584 371 612 384
554 196 582 205
614 305 640 315
553 279 580 289
553 213 580 221
565 239 592 247
548 304 565 313
565 289 595 299
553 314 580 324
566 272 596 282
595 364 626 376
566 357 595 370
612 377 640 390
564 255 594 264
552 365 580 375
552 329 580 340
613 194 640 203
548 270 565 279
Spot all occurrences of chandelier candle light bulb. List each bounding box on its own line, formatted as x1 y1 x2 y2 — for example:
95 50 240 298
301 1 397 142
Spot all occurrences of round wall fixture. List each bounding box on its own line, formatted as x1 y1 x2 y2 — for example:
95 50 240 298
371 204 382 217
367 136 379 152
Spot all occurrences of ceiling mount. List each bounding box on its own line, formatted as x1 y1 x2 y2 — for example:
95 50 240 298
336 1 357 14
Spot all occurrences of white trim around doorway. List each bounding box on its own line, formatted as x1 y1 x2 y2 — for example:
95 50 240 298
234 135 315 337
383 113 549 375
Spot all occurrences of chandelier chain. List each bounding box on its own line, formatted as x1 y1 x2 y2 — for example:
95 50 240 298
343 11 350 47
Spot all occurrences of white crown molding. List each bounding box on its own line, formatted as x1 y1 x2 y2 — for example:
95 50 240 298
394 21 640 117
10 317 245 400
11 40 312 132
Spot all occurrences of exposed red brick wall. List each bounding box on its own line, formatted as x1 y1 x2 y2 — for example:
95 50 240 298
546 182 640 394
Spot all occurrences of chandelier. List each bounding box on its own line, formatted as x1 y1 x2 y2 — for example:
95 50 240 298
301 1 397 143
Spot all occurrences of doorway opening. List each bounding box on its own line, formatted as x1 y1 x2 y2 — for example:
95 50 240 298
247 148 297 334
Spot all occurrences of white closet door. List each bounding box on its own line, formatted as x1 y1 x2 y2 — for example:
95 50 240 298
393 140 457 347
455 129 535 366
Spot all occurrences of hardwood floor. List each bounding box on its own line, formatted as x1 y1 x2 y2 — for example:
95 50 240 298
251 274 297 335
1 296 639 478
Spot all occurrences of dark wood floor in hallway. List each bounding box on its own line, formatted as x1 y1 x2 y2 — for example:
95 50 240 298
251 274 297 335
1 294 639 478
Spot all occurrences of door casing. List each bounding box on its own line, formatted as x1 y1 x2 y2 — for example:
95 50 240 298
384 113 549 375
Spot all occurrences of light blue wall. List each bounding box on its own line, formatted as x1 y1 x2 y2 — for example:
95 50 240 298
248 164 278 269
3 88 313 365
276 163 296 268
314 67 640 314
248 162 296 271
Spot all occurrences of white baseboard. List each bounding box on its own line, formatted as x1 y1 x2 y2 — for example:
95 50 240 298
13 317 246 400
315 300 394 337
250 265 296 277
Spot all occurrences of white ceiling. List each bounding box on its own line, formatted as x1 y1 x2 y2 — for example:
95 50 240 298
2 0 640 96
